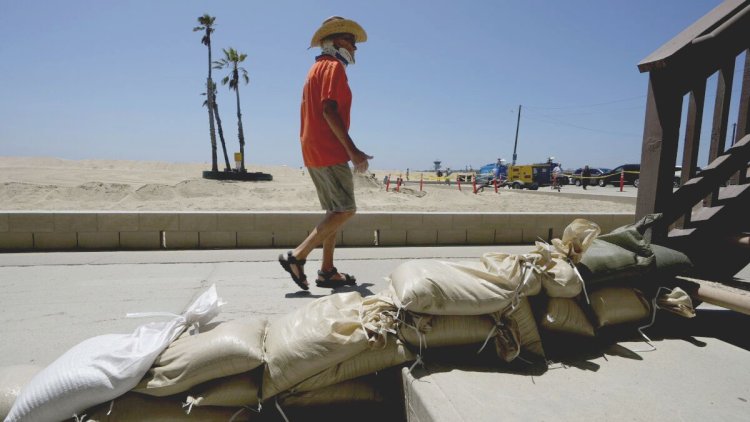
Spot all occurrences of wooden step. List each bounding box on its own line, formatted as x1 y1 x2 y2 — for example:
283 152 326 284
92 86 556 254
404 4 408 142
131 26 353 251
689 205 724 223
717 183 750 202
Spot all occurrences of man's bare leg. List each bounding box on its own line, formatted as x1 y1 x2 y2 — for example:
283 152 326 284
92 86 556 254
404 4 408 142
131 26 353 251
286 210 354 285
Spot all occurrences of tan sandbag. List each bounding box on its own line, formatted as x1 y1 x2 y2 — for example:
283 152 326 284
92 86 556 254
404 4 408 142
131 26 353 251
262 292 371 399
181 371 260 408
399 313 495 349
543 257 583 298
387 259 518 315
656 287 695 318
550 218 601 263
292 336 414 393
507 297 545 357
0 365 42 419
540 298 595 337
134 317 267 397
280 376 383 407
590 287 650 328
85 392 244 421
480 253 542 297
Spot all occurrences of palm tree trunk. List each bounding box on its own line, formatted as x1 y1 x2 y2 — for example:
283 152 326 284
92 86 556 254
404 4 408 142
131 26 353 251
207 78 218 172
213 100 232 171
235 85 246 172
206 36 218 172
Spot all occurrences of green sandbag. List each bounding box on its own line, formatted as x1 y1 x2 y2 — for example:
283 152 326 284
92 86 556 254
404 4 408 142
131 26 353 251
577 239 654 286
650 244 693 277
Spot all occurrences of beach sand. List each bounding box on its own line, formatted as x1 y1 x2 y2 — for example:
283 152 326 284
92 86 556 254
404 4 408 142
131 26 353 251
0 157 634 213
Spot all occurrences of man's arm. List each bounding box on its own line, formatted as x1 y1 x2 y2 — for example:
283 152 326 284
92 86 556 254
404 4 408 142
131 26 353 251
322 99 373 173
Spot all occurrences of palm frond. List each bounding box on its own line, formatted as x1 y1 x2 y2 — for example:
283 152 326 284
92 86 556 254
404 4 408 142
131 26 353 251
193 26 204 32
221 76 230 86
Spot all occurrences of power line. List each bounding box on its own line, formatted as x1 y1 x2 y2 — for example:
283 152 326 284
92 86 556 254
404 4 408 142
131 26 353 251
524 95 646 110
524 114 641 138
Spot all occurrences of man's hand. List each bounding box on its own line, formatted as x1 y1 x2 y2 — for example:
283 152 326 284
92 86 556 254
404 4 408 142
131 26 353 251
351 149 373 173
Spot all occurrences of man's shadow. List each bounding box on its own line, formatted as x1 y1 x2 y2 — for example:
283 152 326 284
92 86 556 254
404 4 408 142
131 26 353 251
283 282 376 298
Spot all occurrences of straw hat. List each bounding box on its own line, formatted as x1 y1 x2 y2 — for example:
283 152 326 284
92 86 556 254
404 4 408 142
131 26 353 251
309 16 367 48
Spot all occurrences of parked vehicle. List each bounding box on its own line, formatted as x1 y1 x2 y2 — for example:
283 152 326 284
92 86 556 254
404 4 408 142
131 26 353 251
598 164 641 187
504 164 553 190
476 162 508 186
568 167 610 186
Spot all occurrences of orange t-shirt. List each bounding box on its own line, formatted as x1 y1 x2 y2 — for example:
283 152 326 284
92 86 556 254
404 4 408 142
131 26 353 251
300 55 352 167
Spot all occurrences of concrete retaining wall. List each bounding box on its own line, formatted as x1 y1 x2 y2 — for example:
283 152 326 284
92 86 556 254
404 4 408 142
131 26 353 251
0 212 635 251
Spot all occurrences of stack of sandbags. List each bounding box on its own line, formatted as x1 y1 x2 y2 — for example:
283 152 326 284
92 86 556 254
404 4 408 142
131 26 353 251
132 316 267 410
262 291 411 408
0 365 42 421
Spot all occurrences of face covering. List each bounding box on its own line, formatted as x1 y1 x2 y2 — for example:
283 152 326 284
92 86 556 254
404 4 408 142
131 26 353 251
320 40 354 66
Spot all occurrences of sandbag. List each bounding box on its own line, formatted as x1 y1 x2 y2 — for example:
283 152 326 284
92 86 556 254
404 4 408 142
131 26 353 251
262 292 371 399
540 298 595 337
542 257 583 298
656 287 695 318
134 317 266 397
280 376 383 407
5 285 223 422
399 313 495 349
651 244 693 277
85 392 244 421
180 371 260 408
507 297 545 357
387 260 518 315
577 239 654 286
590 287 650 328
292 336 414 394
550 218 601 263
479 253 541 296
0 365 42 420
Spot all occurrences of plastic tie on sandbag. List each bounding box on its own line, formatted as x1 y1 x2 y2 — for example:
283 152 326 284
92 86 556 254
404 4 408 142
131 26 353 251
275 397 291 422
182 396 202 414
628 286 677 353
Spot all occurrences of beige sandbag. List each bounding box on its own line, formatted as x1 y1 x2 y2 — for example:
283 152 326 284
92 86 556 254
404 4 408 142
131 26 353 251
292 336 414 393
181 371 260 408
85 392 244 421
656 287 695 318
399 313 495 349
263 292 371 399
387 260 518 315
480 253 541 297
134 317 267 397
0 365 42 420
550 218 601 263
543 257 583 298
590 287 650 328
507 297 545 357
540 298 595 337
280 376 383 407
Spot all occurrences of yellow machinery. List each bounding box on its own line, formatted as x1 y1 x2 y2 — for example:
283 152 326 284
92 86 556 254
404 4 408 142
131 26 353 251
504 164 552 190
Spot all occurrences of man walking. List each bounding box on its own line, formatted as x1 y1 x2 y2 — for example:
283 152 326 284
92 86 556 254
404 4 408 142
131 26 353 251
279 16 372 290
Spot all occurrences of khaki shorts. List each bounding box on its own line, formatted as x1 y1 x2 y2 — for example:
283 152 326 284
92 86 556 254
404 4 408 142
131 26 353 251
308 163 356 212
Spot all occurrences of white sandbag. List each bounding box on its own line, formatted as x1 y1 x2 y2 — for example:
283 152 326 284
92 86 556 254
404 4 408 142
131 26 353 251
5 285 223 422
134 317 266 397
292 336 414 393
262 292 371 399
387 260 518 315
181 371 260 408
0 365 42 420
280 376 383 407
656 287 695 318
85 392 244 421
590 287 650 328
540 298 595 337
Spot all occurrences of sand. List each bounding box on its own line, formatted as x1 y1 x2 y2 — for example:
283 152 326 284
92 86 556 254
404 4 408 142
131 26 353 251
0 157 635 212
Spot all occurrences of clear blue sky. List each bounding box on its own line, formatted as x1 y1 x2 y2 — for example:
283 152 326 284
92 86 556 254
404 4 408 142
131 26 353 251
0 0 744 171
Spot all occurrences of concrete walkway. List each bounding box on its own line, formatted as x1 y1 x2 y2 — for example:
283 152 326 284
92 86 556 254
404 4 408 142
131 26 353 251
1 246 748 421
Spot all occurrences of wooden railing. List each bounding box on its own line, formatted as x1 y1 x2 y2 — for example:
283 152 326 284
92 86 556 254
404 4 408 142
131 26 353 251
636 0 750 245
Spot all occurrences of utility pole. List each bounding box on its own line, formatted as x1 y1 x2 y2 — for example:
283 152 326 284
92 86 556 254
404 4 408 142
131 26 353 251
512 105 521 166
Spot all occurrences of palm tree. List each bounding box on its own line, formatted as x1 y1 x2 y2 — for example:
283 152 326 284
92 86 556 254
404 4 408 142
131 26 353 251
214 48 250 172
201 81 231 170
193 14 221 172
